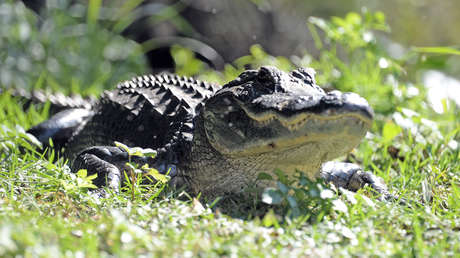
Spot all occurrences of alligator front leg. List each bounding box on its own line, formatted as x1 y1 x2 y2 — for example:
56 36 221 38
320 161 395 201
71 146 175 193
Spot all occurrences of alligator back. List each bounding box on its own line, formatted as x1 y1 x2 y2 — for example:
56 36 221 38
64 73 220 161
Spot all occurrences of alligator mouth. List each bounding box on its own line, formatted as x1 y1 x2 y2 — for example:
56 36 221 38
203 89 373 161
241 108 372 132
238 91 373 132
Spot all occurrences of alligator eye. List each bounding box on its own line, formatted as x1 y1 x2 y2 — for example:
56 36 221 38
257 67 273 83
256 66 283 93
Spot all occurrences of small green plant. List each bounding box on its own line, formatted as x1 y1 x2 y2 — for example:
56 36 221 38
60 169 97 193
258 170 339 221
114 141 169 201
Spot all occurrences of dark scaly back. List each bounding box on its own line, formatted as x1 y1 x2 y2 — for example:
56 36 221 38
64 73 220 162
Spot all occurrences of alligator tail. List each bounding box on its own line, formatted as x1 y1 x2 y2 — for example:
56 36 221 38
1 87 95 113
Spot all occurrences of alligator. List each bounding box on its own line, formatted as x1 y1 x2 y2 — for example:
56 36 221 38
25 66 391 200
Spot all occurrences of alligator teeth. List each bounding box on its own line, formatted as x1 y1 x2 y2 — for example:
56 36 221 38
243 108 310 131
241 103 370 132
259 115 275 126
280 117 309 131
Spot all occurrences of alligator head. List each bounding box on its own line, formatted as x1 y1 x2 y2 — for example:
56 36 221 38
187 66 373 197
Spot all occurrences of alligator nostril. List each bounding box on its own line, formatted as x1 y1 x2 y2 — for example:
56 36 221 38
291 68 315 86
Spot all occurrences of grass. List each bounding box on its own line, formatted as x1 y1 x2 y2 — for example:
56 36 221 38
0 1 459 257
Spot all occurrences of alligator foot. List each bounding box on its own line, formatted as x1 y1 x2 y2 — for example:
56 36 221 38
320 161 396 201
71 146 173 193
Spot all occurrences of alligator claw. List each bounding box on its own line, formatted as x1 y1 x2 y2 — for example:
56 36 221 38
320 161 397 202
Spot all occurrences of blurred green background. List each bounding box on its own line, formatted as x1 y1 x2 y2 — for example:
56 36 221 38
1 0 460 98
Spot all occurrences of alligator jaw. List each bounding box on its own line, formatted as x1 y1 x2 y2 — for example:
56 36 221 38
204 90 372 156
242 90 373 129
241 106 372 132
201 67 373 179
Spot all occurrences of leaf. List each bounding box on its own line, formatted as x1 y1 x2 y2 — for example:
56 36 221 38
60 179 76 192
115 142 157 158
48 137 54 148
86 173 98 181
276 181 289 194
374 11 386 24
171 45 205 76
78 181 98 189
262 209 280 228
382 121 402 143
257 172 273 181
262 188 283 205
413 47 460 56
129 147 144 157
345 12 362 25
114 141 129 152
286 195 298 208
125 162 136 171
74 169 98 189
141 148 157 158
77 169 88 178
273 168 288 184
144 167 169 183
298 174 310 187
